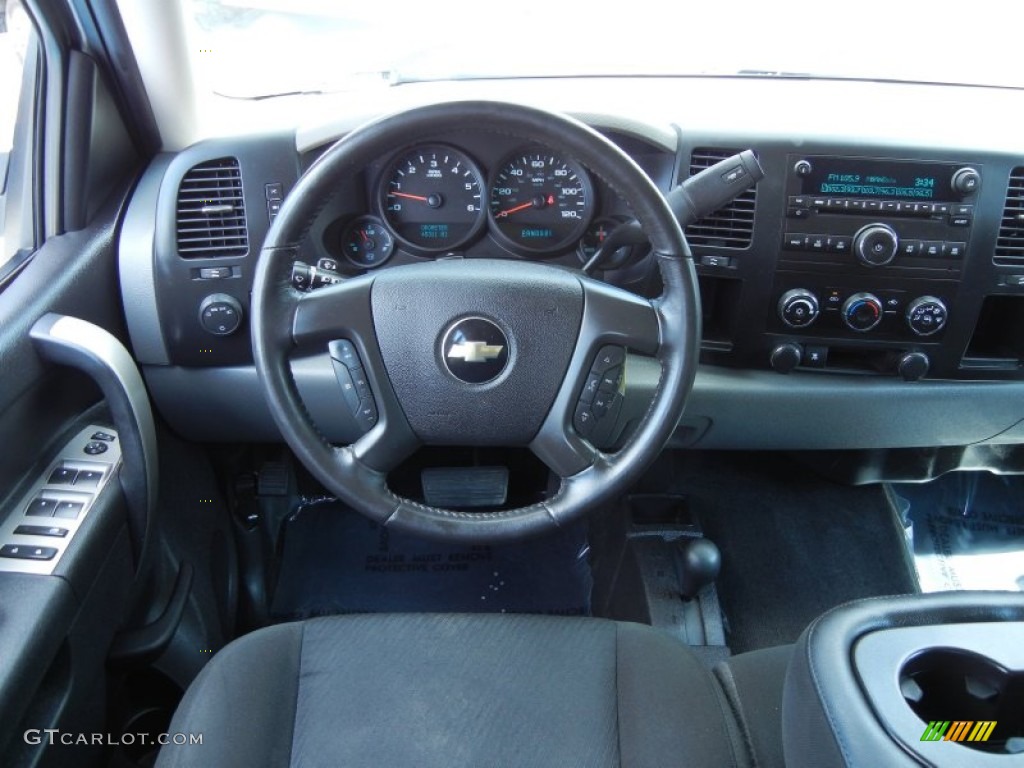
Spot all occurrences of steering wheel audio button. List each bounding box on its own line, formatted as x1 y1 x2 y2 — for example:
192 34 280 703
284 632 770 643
580 374 601 404
573 404 596 438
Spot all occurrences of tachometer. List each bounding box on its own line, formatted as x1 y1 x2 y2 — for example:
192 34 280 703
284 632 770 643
380 145 486 251
488 151 594 254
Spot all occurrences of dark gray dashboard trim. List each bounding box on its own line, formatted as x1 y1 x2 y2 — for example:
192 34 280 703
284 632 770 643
144 361 1024 451
119 153 172 365
684 366 1024 450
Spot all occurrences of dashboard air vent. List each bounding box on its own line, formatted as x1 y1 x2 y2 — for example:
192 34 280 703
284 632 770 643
175 158 249 258
685 147 756 249
994 167 1024 264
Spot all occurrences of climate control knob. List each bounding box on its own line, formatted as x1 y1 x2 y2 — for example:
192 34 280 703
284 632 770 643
842 292 884 332
853 224 899 267
778 289 820 328
906 296 948 336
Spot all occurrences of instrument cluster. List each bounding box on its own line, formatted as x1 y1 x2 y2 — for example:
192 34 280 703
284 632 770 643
323 142 636 270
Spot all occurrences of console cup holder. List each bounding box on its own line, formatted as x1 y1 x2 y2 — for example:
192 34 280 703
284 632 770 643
900 649 1024 755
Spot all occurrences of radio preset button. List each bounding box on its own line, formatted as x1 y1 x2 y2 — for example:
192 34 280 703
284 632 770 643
789 196 810 208
808 235 827 252
921 241 943 257
864 200 882 212
827 236 851 254
881 201 899 213
899 240 923 257
787 207 810 219
932 203 951 215
783 233 807 251
942 242 967 258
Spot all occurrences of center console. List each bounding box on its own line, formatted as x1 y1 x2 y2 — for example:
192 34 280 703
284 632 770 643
783 592 1024 768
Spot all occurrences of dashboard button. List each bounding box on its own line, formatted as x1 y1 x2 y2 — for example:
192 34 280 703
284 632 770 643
932 203 951 216
825 198 847 212
783 233 807 251
789 196 809 208
881 201 899 213
700 254 732 268
803 346 828 368
787 207 810 219
847 200 865 212
942 242 967 258
949 214 972 227
952 204 974 216
807 234 827 252
199 267 232 280
265 182 283 201
899 240 922 257
921 241 943 257
827 236 851 254
864 200 882 212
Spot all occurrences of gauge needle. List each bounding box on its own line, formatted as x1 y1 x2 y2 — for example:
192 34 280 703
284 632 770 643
391 192 429 202
496 201 534 218
359 229 369 242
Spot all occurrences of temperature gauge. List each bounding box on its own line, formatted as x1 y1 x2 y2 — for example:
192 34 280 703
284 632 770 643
341 215 395 269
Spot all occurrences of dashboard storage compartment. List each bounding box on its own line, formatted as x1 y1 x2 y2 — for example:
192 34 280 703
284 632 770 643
964 295 1024 370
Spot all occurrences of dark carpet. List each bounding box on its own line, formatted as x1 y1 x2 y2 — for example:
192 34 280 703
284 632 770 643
638 452 919 653
270 503 592 620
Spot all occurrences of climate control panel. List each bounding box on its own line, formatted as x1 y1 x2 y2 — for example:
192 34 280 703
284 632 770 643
772 284 951 340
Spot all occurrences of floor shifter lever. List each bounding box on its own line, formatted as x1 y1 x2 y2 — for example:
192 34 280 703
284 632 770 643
675 538 722 601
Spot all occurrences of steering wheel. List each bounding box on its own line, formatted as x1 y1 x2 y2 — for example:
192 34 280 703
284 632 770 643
251 101 699 542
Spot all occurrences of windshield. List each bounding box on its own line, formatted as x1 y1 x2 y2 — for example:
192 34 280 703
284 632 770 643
186 0 1020 98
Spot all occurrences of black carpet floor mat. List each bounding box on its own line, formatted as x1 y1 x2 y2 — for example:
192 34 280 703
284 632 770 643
270 503 592 620
637 452 919 653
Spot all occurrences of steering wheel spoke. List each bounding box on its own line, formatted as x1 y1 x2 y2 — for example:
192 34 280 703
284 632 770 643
292 274 376 347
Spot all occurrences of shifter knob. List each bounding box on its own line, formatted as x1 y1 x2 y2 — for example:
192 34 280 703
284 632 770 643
675 538 722 600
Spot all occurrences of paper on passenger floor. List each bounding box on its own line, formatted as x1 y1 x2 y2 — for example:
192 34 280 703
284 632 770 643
912 509 1024 593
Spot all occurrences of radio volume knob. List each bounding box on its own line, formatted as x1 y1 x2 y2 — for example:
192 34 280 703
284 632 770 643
853 224 899 267
951 167 980 196
842 293 884 332
906 296 948 336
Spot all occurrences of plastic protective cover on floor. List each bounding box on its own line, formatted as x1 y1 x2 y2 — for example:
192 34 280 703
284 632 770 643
890 473 1024 594
270 503 592 620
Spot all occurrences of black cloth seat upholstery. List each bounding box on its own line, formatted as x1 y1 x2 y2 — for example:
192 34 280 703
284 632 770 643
156 614 772 768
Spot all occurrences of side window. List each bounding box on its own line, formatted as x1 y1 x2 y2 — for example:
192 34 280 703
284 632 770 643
0 0 35 271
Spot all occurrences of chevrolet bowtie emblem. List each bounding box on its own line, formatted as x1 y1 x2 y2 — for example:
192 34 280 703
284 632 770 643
447 341 505 363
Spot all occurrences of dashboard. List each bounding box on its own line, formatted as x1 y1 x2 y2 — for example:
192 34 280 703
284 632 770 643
118 76 1024 460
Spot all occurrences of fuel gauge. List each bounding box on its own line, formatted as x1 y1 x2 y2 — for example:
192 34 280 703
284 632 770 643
341 215 395 269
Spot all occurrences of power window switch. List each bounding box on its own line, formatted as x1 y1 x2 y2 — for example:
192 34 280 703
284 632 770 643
1 544 58 561
54 502 85 520
48 467 78 485
73 470 105 488
14 525 69 538
26 498 58 517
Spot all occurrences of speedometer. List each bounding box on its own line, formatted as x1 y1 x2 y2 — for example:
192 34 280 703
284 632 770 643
380 145 486 252
488 151 594 254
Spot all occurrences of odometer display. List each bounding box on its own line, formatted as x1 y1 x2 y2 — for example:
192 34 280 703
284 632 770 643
380 145 485 251
489 151 594 254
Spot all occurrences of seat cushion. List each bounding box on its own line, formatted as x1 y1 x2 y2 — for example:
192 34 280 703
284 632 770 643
156 613 745 768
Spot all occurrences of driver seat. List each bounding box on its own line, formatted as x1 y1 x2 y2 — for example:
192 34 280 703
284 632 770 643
155 613 784 767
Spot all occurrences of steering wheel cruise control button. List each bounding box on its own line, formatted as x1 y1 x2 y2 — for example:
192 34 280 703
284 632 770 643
354 397 379 430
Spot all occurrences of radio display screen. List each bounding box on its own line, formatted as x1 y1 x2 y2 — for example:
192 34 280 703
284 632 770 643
801 158 959 201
